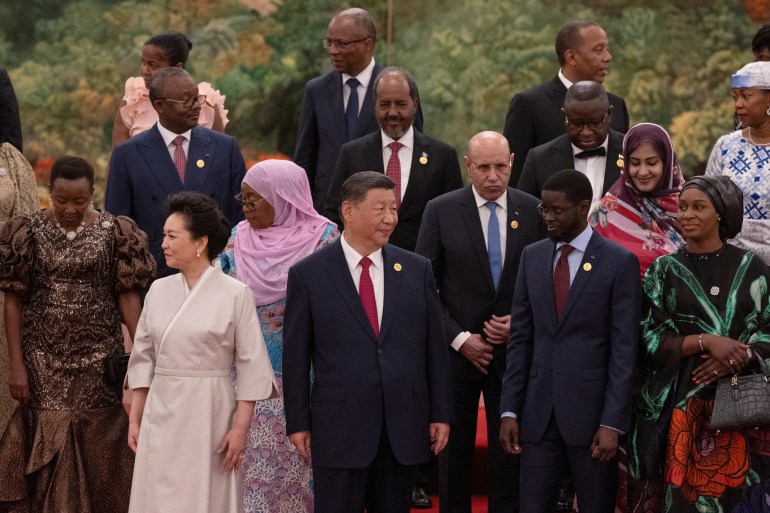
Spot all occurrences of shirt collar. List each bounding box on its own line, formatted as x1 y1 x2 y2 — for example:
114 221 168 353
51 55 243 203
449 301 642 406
571 136 609 156
381 125 414 151
557 224 593 253
471 186 507 212
342 58 376 90
156 122 192 147
340 231 384 271
558 69 573 89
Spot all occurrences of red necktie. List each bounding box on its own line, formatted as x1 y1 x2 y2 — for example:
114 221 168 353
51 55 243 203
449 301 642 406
386 142 402 209
553 245 574 321
172 135 186 184
359 257 379 337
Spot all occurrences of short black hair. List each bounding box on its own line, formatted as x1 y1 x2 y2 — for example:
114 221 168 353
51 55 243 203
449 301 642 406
555 20 599 66
339 171 394 218
149 67 192 103
49 155 94 189
166 192 231 260
753 24 770 54
373 67 419 103
145 31 192 67
542 169 593 204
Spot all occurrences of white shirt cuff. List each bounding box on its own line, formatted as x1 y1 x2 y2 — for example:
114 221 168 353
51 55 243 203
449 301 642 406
501 412 517 419
451 331 472 351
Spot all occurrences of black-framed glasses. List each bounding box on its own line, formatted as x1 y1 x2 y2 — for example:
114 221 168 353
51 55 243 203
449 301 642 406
537 204 578 217
322 37 369 50
469 157 513 173
564 111 609 132
234 193 266 210
158 94 206 109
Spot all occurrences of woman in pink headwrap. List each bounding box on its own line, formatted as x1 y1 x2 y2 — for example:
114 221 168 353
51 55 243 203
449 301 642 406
220 159 338 513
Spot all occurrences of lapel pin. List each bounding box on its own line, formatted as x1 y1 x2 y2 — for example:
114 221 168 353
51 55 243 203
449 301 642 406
0 167 6 176
510 220 519 229
196 159 205 168
616 155 624 168
419 152 428 165
583 262 592 271
394 263 402 271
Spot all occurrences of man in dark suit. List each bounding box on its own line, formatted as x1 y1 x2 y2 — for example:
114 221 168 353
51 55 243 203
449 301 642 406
502 20 629 186
324 67 462 252
517 81 623 202
416 131 545 513
499 170 640 513
106 67 245 278
0 67 22 151
294 8 423 212
284 171 453 513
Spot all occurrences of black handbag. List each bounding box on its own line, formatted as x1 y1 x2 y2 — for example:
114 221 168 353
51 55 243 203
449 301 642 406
710 356 770 430
103 352 130 387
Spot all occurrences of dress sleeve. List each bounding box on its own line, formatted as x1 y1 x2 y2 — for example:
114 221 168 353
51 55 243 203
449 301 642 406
126 284 157 389
197 82 229 129
0 142 38 218
641 257 685 372
704 135 727 176
112 215 156 293
315 223 340 250
0 215 34 298
119 77 150 133
233 284 276 401
219 227 238 277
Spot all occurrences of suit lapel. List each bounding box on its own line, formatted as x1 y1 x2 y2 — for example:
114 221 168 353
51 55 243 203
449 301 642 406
378 246 402 344
184 128 215 191
459 188 496 292
325 73 348 143
499 189 524 297
138 126 184 195
546 76 568 112
356 65 380 139
365 132 386 172
602 130 623 194
558 231 604 325
548 137 576 180
399 130 429 212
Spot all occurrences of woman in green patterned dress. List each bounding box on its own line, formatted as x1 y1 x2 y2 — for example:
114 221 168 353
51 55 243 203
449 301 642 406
628 175 770 513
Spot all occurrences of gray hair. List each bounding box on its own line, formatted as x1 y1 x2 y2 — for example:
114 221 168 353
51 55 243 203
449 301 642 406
149 67 193 104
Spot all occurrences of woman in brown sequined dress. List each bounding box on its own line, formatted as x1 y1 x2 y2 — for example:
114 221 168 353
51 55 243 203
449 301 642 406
0 156 156 513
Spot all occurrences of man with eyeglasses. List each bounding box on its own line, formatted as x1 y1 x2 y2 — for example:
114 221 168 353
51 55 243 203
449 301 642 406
323 67 461 253
416 131 545 513
517 81 623 209
106 67 245 277
502 20 629 188
294 8 423 213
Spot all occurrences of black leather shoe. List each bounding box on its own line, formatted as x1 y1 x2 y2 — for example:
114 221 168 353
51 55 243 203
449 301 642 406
555 484 574 512
411 485 432 509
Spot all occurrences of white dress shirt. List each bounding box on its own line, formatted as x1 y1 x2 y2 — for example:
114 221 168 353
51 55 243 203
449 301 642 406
381 126 415 202
342 58 376 114
340 231 384 328
157 122 192 162
571 137 609 206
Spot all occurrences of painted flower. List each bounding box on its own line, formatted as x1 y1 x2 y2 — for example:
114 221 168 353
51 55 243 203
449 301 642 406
664 397 749 502
747 428 770 457
260 303 284 332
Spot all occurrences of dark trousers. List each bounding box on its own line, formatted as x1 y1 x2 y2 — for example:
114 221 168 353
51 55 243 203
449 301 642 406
520 412 617 513
439 371 520 513
313 430 415 513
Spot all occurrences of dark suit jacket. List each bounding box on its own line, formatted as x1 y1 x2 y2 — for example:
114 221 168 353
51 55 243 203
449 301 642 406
517 130 624 199
106 125 246 277
0 67 22 152
283 240 453 468
323 129 463 252
503 75 629 186
500 230 640 447
294 64 424 212
415 186 545 381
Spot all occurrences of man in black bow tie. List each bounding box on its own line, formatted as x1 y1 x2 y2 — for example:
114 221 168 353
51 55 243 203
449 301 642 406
517 81 623 205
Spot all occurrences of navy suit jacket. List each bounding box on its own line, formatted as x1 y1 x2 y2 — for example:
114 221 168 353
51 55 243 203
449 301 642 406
294 64 424 212
415 186 545 381
283 239 453 468
500 230 640 447
517 130 624 199
106 125 245 277
0 67 22 152
323 129 462 252
503 75 629 187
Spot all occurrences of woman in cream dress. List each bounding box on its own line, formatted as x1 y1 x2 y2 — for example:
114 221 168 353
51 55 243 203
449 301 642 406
127 192 275 513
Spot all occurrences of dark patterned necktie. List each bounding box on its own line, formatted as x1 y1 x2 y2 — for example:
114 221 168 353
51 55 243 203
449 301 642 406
172 135 186 184
359 256 379 337
386 142 403 209
553 244 574 320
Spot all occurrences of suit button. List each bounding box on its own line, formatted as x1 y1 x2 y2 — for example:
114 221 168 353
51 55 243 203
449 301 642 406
378 348 383 355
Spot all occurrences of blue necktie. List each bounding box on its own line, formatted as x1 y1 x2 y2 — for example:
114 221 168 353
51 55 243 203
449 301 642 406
345 78 360 140
486 202 502 289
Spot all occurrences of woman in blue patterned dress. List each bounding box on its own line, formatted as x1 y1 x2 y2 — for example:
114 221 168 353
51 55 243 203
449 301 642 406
706 61 770 265
221 159 338 513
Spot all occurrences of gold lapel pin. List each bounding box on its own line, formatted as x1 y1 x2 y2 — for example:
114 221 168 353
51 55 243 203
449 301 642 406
583 262 592 272
196 159 205 168
510 220 519 229
616 157 624 168
394 263 402 271
419 156 428 165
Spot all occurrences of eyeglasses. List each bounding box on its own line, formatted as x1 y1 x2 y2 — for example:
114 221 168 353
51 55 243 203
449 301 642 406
469 158 513 173
158 94 206 109
322 37 369 50
537 204 578 217
564 111 609 132
234 193 266 210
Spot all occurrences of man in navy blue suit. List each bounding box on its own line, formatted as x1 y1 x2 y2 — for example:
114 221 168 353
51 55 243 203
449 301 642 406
283 171 453 513
106 67 245 277
294 8 422 213
499 170 640 513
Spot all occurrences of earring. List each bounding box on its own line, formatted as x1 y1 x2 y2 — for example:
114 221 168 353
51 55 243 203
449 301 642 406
766 106 770 116
718 216 722 221
196 250 201 258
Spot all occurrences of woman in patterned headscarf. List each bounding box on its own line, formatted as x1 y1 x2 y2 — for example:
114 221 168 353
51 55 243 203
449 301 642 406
628 175 770 513
706 61 770 265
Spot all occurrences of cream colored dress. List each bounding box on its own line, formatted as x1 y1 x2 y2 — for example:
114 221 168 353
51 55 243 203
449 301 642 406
127 266 275 513
0 142 38 432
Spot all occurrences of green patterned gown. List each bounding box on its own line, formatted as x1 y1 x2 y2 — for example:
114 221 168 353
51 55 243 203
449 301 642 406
628 245 770 513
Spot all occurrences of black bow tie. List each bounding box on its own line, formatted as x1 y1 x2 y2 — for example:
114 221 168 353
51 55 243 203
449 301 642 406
575 147 607 159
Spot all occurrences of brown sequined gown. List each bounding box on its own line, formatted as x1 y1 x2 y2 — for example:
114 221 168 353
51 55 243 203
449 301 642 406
0 210 155 513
